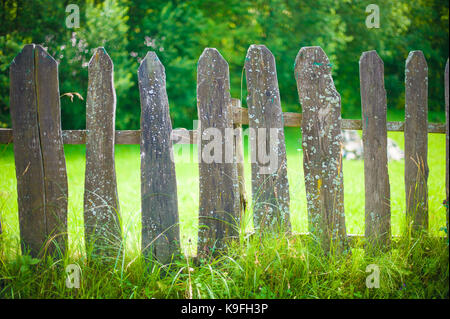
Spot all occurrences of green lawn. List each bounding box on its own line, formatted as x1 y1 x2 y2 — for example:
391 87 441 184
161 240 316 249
0 127 447 260
0 124 448 299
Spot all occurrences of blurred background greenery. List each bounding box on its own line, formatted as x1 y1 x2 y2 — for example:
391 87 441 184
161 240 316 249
0 0 448 130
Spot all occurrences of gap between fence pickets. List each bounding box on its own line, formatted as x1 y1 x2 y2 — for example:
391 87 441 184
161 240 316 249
0 107 446 145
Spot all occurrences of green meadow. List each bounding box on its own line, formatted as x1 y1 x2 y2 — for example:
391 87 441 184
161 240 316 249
0 107 448 298
1 124 448 257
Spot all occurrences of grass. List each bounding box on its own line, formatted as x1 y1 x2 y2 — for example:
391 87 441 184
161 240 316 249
0 228 448 298
0 121 448 298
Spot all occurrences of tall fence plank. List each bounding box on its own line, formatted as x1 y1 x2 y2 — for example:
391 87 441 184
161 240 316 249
197 48 240 257
405 51 429 232
359 50 391 251
138 52 179 263
83 48 121 256
10 44 47 257
35 45 68 254
245 45 290 232
445 59 449 233
294 46 347 252
9 45 68 257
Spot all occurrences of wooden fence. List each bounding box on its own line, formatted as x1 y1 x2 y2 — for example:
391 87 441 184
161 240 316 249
0 44 448 260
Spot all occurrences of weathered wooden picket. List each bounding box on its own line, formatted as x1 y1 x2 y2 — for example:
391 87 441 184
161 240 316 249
0 44 448 260
359 51 391 251
295 46 347 252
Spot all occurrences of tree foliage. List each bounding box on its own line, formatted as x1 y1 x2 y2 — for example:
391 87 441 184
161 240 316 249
0 0 448 129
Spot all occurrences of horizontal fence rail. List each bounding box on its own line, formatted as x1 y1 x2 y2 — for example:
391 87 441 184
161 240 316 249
0 112 446 145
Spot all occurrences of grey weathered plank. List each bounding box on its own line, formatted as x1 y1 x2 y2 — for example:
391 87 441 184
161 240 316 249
138 52 179 263
34 45 68 254
231 99 248 217
245 44 290 231
445 59 449 233
197 48 240 257
294 46 347 252
231 108 446 132
9 44 47 257
83 48 121 256
359 50 391 251
405 51 429 232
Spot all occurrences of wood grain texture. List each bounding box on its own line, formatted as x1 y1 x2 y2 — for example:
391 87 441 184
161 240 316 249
359 50 391 251
9 44 47 257
83 48 121 256
405 51 429 232
34 45 68 254
138 52 179 263
197 48 240 257
245 45 290 232
294 46 347 252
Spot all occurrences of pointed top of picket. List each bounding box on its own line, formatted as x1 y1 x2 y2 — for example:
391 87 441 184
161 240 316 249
246 44 273 58
198 48 228 73
359 50 383 66
295 46 329 62
199 47 223 59
248 43 268 50
139 51 164 74
35 44 57 65
16 43 35 53
294 46 334 81
294 46 339 102
88 47 113 70
295 46 332 69
245 44 277 76
10 44 35 72
406 50 427 70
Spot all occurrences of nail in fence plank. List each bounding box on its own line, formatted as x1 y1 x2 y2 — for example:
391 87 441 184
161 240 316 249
245 45 290 231
405 51 429 232
294 46 347 252
10 44 47 257
359 51 391 251
34 45 68 254
83 48 121 256
138 52 179 262
197 48 240 256
445 59 449 234
231 99 248 217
